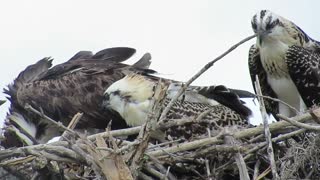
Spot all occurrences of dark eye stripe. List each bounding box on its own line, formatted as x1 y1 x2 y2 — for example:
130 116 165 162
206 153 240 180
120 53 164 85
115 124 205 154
266 19 279 30
112 90 120 95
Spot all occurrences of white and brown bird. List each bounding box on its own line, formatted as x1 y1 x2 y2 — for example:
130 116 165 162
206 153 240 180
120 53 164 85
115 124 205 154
249 10 320 118
2 47 153 147
103 74 252 140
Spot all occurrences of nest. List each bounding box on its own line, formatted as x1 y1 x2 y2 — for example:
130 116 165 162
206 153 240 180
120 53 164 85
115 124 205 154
1 108 320 180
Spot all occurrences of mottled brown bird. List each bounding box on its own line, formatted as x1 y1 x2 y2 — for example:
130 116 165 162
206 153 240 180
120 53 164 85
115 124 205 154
2 47 153 147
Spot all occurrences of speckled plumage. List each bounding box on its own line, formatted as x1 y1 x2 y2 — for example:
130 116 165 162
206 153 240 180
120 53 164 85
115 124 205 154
104 74 252 141
286 45 320 108
163 99 249 141
249 10 320 117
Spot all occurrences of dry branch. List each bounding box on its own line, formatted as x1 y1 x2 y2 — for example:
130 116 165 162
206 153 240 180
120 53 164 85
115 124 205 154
158 34 257 123
254 75 279 179
277 114 320 131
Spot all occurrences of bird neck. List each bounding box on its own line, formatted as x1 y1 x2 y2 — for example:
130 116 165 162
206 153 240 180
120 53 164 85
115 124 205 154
123 100 151 127
259 39 290 78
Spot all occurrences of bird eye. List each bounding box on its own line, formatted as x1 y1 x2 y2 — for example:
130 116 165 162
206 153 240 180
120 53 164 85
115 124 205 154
266 19 279 31
112 90 120 95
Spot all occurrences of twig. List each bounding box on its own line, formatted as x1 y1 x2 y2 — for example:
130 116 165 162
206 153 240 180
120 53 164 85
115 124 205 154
245 128 306 157
253 160 261 180
0 156 35 166
256 167 271 180
60 112 83 141
129 79 168 178
255 94 299 115
24 104 76 135
185 144 248 159
165 166 172 180
254 75 279 179
309 108 320 124
97 132 134 180
212 128 307 174
223 129 250 180
147 109 313 157
148 139 182 150
71 143 106 180
0 165 30 180
158 34 257 123
143 165 167 180
235 152 250 180
138 172 154 180
148 156 176 180
88 109 229 141
88 126 141 140
277 114 320 131
205 159 212 180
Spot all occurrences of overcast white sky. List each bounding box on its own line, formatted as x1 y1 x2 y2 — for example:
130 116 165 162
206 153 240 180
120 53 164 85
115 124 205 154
0 1 319 124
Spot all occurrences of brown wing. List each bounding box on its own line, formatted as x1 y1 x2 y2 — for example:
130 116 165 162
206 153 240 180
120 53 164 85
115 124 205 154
37 47 136 80
3 47 152 147
16 61 134 128
248 44 279 117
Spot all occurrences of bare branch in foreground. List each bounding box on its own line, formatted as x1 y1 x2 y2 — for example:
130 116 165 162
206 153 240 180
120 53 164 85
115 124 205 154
254 75 279 180
255 94 299 115
277 114 320 131
24 104 77 136
158 34 257 124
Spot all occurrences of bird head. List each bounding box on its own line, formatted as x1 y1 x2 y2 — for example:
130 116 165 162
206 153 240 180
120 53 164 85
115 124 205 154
251 10 300 47
103 74 155 125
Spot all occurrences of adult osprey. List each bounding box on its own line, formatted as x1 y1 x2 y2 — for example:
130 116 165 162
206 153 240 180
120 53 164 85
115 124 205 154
249 10 320 118
2 47 153 147
103 74 252 141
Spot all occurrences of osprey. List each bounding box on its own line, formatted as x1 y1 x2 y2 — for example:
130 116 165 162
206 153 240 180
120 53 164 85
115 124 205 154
2 47 154 147
103 74 252 140
249 10 320 118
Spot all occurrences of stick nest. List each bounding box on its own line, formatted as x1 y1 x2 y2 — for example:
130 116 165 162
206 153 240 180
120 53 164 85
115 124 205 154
1 110 320 180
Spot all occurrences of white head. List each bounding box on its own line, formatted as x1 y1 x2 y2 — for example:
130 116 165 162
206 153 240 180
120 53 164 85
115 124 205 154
103 74 155 126
251 10 302 47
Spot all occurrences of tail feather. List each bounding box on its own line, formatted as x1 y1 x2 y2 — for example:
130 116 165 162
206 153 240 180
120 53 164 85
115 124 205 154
229 88 255 98
193 85 253 118
1 112 38 148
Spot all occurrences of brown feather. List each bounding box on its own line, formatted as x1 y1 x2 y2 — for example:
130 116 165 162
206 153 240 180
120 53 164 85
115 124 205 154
2 47 152 147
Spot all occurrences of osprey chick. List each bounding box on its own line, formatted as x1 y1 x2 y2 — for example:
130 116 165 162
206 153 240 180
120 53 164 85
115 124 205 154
249 10 320 117
103 74 252 140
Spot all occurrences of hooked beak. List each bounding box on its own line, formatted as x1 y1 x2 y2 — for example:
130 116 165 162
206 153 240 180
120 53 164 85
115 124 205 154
256 30 271 46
